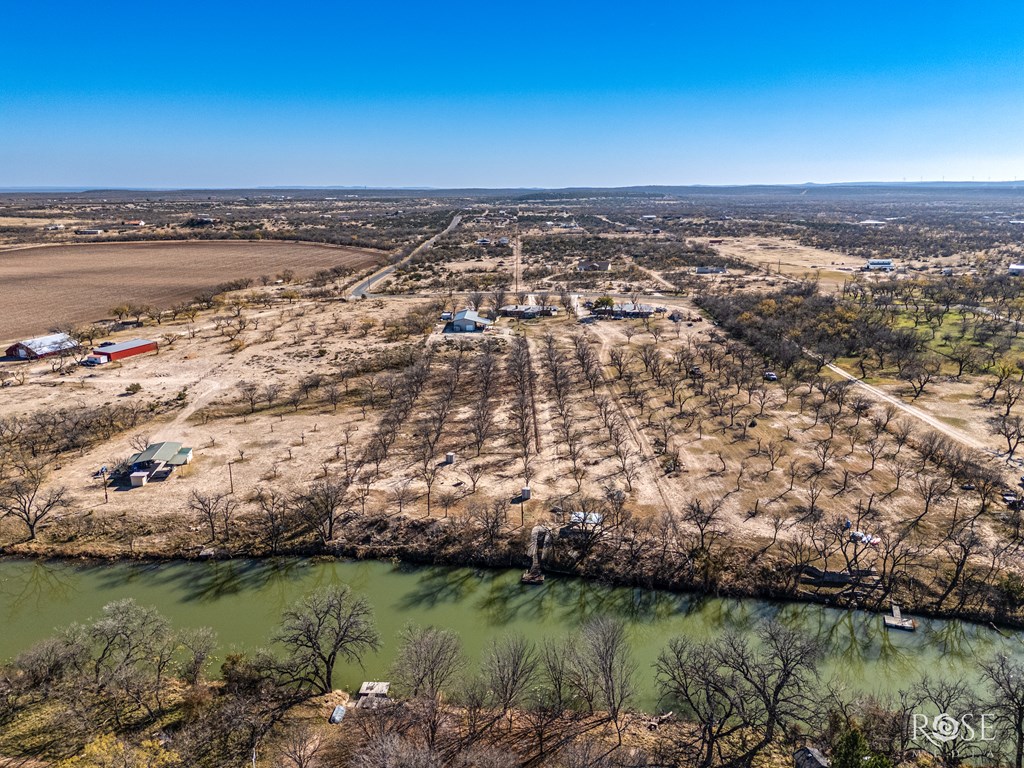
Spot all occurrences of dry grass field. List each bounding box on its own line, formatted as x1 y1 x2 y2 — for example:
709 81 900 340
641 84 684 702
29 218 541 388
0 240 386 342
707 236 861 290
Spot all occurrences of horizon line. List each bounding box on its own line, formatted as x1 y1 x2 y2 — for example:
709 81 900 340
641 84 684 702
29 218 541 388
2 180 1024 194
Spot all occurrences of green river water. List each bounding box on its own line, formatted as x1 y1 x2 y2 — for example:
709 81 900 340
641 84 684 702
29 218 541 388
1 558 1021 710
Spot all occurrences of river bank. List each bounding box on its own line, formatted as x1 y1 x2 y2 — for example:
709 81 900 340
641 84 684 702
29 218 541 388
5 504 1024 636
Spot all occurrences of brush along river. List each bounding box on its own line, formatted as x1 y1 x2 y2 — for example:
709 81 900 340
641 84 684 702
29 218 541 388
1 558 1020 710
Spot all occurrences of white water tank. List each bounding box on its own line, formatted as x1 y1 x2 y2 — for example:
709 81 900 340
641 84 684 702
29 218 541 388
446 452 456 465
521 487 531 501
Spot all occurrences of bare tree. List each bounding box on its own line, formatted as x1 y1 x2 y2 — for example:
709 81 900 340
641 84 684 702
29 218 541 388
483 633 538 730
0 471 70 540
276 585 380 695
656 621 821 768
187 490 237 544
293 478 350 545
572 617 636 745
238 381 261 413
275 724 324 768
983 653 1024 768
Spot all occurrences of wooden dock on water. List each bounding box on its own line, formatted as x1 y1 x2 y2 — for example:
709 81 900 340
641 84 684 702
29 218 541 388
521 525 550 585
883 603 917 631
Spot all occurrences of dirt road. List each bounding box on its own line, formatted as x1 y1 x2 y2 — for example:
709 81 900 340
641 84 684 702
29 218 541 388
825 362 989 452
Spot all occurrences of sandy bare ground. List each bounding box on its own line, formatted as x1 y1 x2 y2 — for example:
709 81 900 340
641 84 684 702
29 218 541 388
709 237 861 291
0 240 387 343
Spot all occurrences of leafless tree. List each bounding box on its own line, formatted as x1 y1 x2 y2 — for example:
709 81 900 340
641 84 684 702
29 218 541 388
571 617 636 745
655 621 821 768
390 478 414 516
275 585 380 695
262 382 283 408
391 624 463 749
187 490 237 544
253 486 291 555
293 478 350 545
464 463 486 494
275 723 324 768
238 381 261 413
483 633 538 730
0 471 70 540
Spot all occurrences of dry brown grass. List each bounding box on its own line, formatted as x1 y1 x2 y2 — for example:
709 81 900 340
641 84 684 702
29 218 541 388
0 240 386 342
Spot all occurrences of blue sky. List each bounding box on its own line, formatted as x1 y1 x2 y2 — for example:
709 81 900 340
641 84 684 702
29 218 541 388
2 1 1023 187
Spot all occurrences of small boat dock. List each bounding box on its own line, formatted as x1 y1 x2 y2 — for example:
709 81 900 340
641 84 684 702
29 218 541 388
883 603 917 631
521 525 551 585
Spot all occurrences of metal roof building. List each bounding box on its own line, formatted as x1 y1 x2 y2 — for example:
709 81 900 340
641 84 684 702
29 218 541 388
450 309 493 333
92 338 158 361
128 441 193 467
4 333 79 360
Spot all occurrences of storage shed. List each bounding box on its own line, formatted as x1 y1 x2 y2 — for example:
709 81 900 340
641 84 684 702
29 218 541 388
92 338 158 362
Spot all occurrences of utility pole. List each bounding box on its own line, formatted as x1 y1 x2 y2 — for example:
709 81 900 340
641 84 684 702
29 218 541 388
228 462 234 494
100 466 109 503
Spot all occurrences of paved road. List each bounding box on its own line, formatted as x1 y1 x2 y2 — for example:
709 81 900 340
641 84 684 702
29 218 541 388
349 214 462 298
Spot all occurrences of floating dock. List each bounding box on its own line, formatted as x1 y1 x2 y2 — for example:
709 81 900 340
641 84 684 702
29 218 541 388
883 603 917 631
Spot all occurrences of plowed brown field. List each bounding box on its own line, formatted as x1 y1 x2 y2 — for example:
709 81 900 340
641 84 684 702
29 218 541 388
0 240 386 342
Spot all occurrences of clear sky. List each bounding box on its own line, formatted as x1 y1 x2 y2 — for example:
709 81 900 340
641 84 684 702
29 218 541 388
2 1 1023 188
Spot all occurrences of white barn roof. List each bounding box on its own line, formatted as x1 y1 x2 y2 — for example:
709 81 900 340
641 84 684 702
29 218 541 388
14 333 78 356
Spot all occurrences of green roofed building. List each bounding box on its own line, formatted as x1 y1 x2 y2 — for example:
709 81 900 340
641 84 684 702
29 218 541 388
128 441 194 469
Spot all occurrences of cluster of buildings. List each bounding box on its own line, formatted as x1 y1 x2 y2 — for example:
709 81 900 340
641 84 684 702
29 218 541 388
498 304 560 319
4 333 157 365
444 303 562 333
591 302 657 319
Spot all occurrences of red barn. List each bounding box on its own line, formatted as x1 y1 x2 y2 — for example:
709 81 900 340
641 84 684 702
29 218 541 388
4 333 79 359
91 338 158 363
